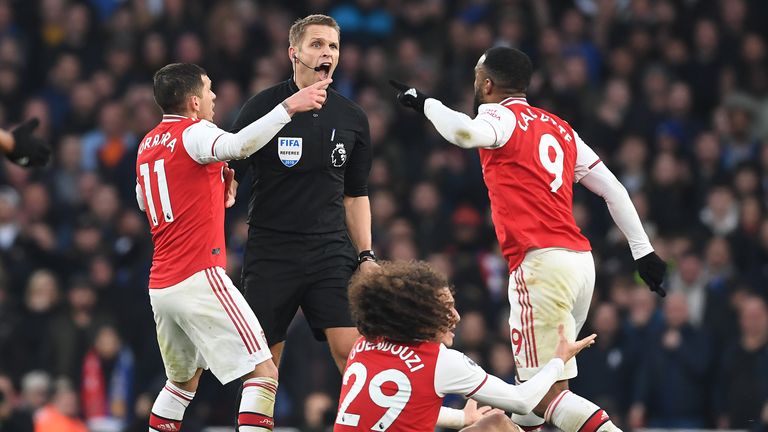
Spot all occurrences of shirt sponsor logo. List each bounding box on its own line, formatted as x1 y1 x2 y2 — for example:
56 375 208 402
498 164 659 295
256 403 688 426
483 109 501 121
331 142 347 167
278 137 302 167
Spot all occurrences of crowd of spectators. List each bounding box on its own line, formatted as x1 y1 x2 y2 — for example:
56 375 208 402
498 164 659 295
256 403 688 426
0 0 767 430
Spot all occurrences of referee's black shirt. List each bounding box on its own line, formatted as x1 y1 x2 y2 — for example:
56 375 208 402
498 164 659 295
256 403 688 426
229 79 371 234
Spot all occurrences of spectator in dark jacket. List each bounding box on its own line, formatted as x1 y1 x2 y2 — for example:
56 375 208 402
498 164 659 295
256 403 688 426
629 292 710 429
716 295 768 429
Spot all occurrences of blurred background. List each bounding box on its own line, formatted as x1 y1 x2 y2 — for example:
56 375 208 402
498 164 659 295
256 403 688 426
0 0 767 431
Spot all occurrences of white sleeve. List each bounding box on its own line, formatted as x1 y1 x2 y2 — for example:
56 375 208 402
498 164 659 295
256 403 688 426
135 182 145 212
579 162 655 259
573 130 601 182
434 346 489 398
436 406 465 429
182 120 229 164
182 104 291 164
470 359 564 415
423 99 515 149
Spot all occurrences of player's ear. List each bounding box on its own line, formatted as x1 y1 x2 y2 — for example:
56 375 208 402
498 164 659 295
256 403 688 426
288 46 297 63
190 94 200 112
484 78 494 96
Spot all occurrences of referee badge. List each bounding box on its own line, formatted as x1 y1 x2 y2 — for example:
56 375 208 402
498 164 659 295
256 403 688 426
278 137 302 167
331 142 347 167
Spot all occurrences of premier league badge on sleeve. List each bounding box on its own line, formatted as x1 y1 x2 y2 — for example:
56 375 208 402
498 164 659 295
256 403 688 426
331 142 347 167
278 137 302 167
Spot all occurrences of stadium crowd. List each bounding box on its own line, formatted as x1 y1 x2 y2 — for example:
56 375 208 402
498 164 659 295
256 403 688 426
0 0 767 430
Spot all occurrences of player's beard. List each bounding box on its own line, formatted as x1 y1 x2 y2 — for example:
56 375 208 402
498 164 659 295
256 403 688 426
473 87 483 115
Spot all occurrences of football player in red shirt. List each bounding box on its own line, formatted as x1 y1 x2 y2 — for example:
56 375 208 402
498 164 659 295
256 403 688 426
334 261 595 432
390 47 667 432
136 63 329 432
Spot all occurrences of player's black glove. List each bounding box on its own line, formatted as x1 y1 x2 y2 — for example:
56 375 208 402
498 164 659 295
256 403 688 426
389 80 428 115
636 252 667 297
7 118 51 167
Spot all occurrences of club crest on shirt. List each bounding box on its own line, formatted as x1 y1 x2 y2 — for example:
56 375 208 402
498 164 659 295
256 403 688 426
463 355 480 369
278 137 302 167
331 142 347 167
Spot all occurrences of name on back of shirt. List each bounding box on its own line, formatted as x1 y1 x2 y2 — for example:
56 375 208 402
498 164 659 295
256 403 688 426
516 107 573 142
349 339 425 373
138 132 177 155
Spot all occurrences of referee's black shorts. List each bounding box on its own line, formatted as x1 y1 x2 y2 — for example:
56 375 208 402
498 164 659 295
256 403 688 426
241 227 357 345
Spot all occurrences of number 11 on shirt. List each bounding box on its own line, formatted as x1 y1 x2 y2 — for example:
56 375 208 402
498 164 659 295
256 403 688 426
139 159 175 226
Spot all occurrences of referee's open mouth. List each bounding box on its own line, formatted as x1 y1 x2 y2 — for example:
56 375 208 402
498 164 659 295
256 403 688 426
317 62 332 79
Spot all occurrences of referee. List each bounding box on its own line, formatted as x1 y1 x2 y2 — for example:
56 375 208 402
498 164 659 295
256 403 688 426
229 14 377 373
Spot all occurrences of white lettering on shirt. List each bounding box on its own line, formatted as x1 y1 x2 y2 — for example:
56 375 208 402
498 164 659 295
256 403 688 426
515 109 572 142
349 339 425 373
138 132 176 154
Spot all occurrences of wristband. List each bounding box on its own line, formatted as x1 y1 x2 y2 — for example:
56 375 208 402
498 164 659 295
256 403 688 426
358 250 377 264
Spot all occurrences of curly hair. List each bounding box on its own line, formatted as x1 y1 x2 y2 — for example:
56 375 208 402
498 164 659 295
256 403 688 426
348 261 456 343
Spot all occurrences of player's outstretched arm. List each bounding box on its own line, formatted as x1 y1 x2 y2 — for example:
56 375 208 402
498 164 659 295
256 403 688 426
215 79 331 160
388 80 500 149
472 326 594 414
578 158 667 297
435 328 595 416
184 79 334 164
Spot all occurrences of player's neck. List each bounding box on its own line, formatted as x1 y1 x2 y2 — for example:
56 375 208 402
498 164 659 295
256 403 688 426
485 92 526 104
164 110 197 120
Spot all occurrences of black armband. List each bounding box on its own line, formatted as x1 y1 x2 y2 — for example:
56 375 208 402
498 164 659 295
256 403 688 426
357 250 377 264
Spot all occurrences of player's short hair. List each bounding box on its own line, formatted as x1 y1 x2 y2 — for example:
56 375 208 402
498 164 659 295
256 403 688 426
348 261 456 343
153 63 207 114
482 46 533 93
289 14 340 47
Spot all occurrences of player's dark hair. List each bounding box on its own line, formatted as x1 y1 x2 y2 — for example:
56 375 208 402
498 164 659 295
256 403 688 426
153 63 207 114
482 46 533 93
348 261 457 343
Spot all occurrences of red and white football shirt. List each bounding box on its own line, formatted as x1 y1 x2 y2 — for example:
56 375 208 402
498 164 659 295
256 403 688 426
136 114 229 288
475 98 600 271
334 338 487 432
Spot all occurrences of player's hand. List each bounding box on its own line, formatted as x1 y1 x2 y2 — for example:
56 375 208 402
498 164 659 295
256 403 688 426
284 78 332 114
358 260 380 274
636 251 667 297
553 324 596 364
389 80 428 114
224 166 236 208
7 118 51 167
462 399 505 426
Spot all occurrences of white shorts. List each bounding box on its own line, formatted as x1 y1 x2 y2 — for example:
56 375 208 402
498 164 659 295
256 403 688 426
507 248 594 381
149 267 271 384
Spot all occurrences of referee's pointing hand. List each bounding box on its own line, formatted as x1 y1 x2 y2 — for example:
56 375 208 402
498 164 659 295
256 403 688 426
283 78 333 115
